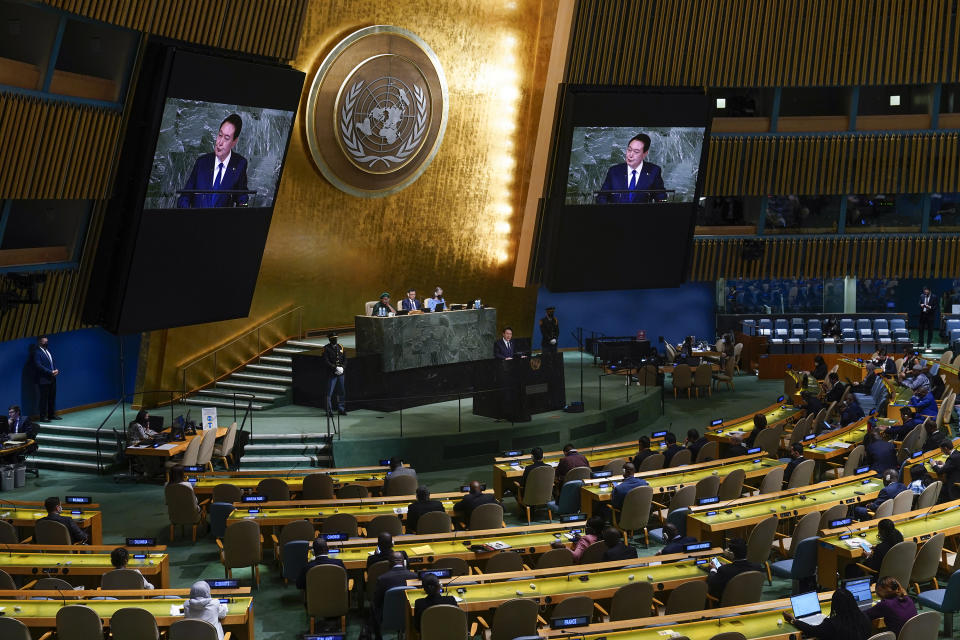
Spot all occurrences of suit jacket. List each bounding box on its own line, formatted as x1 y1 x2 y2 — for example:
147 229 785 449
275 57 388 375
322 342 345 372
868 482 908 511
520 460 550 489
366 548 409 569
2 416 35 439
597 162 666 203
865 440 898 475
706 559 763 599
374 566 418 620
296 555 345 589
938 450 960 501
919 293 937 318
662 444 684 466
725 443 748 458
493 339 515 360
783 456 807 484
539 315 559 345
413 593 459 631
825 381 846 403
611 476 648 510
453 492 496 521
841 402 865 426
632 449 655 468
687 437 709 460
922 429 946 453
34 347 56 385
401 298 422 311
660 535 698 555
555 452 590 480
38 513 88 544
908 391 938 419
406 499 445 532
601 542 638 561
177 152 249 208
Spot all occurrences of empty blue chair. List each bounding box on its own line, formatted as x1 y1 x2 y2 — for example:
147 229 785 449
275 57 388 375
891 318 906 332
649 507 690 543
952 329 960 344
841 328 858 353
758 318 772 332
775 319 788 332
791 318 804 328
876 328 892 346
840 318 854 331
807 318 821 331
857 319 872 332
547 480 583 516
207 502 235 539
859 328 876 353
805 328 822 354
874 318 889 331
281 540 310 585
947 319 960 335
917 567 960 636
770 536 818 594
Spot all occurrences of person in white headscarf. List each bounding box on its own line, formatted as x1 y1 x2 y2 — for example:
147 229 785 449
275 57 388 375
183 580 228 640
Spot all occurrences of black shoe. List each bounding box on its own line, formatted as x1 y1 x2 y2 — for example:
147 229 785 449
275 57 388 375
338 409 347 416
50 415 62 420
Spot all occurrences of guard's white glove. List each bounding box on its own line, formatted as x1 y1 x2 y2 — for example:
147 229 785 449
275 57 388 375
550 339 557 345
335 366 344 375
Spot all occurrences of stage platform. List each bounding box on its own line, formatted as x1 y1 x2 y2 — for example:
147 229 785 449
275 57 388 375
54 356 661 472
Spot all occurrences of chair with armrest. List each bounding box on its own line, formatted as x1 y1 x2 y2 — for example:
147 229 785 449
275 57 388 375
111 606 159 640
207 501 235 540
916 567 960 636
694 363 713 398
594 580 655 621
281 539 310 585
710 570 765 607
917 481 942 509
754 425 784 459
321 513 359 537
695 475 721 500
469 503 504 530
547 479 583 517
550 595 594 623
381 586 415 638
212 422 238 469
718 469 746 500
0 617 51 640
894 610 941 640
696 440 720 463
0 568 15 590
484 551 527 573
602 458 627 475
770 536 819 594
649 507 690 543
668 447 693 468
306 563 350 632
824 444 864 479
637 453 664 472
661 579 707 614
672 364 693 399
746 516 778 584
365 514 403 538
336 484 369 498
432 556 470 577
709 633 746 640
256 477 290 502
211 483 243 504
786 459 815 489
164 434 203 480
217 518 263 587
416 511 452 534
866 632 895 640
271 519 315 566
169 618 231 640
536 547 574 569
471 597 539 640
420 604 468 640
564 466 591 482
910 532 945 594
302 473 336 500
772 511 819 559
653 484 695 526
101 569 150 590
0 519 26 544
385 473 418 496
856 540 917 588
578 541 609 565
165 482 208 542
516 464 555 524
755 466 785 495
34 519 71 545
819 503 849 531
612 484 652 546
891 489 915 515
55 604 102 640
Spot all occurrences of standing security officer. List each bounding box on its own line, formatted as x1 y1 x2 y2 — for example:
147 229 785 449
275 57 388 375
539 306 559 353
323 332 347 416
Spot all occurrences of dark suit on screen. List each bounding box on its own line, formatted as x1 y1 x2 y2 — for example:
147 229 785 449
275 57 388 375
177 152 249 208
596 162 666 203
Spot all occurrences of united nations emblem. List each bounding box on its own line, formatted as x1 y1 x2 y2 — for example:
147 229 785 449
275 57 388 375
305 26 448 197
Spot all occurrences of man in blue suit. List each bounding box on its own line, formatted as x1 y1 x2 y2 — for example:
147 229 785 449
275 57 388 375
493 327 515 360
177 114 249 208
596 133 667 203
33 336 59 421
400 289 422 311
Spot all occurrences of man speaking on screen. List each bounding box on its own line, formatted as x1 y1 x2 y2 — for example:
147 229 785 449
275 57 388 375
177 114 249 208
596 133 666 204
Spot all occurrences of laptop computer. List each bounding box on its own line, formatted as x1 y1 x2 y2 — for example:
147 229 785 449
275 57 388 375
790 591 826 625
842 577 874 610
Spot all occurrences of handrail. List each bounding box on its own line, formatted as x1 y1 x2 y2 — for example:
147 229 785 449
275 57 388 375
179 306 303 399
93 389 179 474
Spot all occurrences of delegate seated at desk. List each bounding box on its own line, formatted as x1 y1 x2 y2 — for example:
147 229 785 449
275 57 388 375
127 409 159 444
2 405 36 440
39 496 88 544
371 292 396 316
401 289 422 311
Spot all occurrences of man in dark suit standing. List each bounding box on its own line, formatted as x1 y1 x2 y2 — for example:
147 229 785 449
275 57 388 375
406 486 445 533
539 307 559 353
177 114 249 208
322 332 346 417
38 497 87 543
400 289 422 311
493 327 515 360
918 286 936 348
34 336 59 421
296 539 345 589
596 133 667 203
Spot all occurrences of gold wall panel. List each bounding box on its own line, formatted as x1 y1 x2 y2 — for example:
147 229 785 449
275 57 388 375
690 236 960 281
702 133 960 196
567 0 954 86
42 0 307 61
142 0 556 393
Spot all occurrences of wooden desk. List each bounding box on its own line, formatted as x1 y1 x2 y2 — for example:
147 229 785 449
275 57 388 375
0 439 34 460
125 426 227 458
579 454 786 518
190 464 404 497
493 442 661 499
685 473 883 544
818 498 960 588
838 358 873 383
902 438 960 482
0 551 169 588
329 522 584 570
0 596 253 639
0 506 103 545
658 363 720 374
705 401 804 446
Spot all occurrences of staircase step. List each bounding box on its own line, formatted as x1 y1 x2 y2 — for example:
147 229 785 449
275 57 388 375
216 380 288 394
196 389 281 403
285 339 328 349
240 454 319 464
246 363 293 374
40 433 122 451
34 423 105 437
182 398 265 411
248 432 332 443
231 372 293 384
244 443 331 454
34 446 109 461
28 456 103 471
260 355 292 364
272 347 308 355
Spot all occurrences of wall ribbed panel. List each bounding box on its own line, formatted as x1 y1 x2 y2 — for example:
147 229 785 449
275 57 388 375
0 94 122 200
690 236 960 281
568 0 954 86
42 0 307 61
703 133 960 196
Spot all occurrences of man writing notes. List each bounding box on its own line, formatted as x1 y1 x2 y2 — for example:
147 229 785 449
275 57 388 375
596 133 667 203
177 114 249 208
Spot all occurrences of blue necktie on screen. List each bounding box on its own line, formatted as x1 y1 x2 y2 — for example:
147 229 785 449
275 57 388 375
628 169 638 203
211 162 224 207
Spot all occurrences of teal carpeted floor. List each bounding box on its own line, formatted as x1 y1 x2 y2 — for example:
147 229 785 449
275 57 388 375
5 373 802 638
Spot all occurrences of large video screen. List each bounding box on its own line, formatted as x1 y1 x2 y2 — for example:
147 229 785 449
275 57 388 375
566 126 705 204
145 99 295 209
536 86 711 292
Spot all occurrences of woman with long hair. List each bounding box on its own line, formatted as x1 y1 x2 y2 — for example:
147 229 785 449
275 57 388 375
866 576 917 636
785 587 872 640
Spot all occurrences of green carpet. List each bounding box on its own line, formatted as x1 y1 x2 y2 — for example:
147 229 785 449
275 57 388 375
4 373 803 637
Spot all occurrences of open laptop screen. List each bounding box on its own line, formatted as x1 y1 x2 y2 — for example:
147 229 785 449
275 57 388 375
842 577 872 604
790 591 821 618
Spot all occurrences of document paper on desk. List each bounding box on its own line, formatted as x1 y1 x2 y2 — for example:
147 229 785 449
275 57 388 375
155 443 178 450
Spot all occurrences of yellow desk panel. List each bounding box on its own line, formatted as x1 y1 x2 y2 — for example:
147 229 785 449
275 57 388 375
818 499 960 588
706 402 803 444
580 456 786 518
493 444 641 499
0 507 102 545
903 438 960 482
226 498 462 528
0 553 168 587
838 358 871 382
803 417 898 461
687 474 882 542
192 470 392 496
2 597 252 639
125 426 227 458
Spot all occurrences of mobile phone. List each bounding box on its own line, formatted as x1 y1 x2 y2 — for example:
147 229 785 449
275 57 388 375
710 557 722 570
